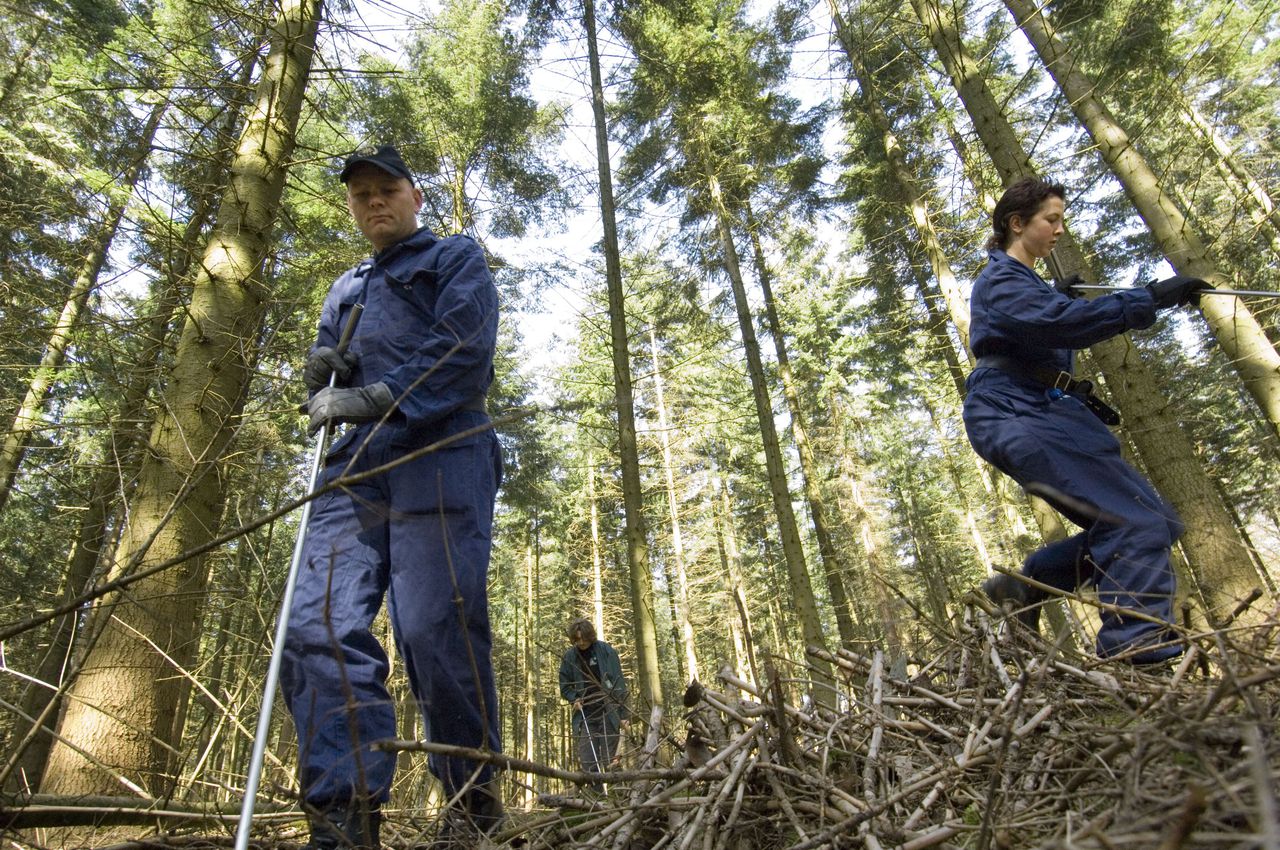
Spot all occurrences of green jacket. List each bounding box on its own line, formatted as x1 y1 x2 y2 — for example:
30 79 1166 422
559 639 630 733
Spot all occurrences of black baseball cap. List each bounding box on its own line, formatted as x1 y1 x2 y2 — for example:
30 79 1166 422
340 145 413 183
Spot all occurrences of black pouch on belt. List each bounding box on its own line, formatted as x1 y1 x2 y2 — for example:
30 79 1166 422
976 355 1121 426
1082 392 1121 426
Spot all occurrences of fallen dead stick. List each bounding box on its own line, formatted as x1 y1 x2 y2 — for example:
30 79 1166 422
717 669 824 730
816 648 1101 711
691 742 755 848
785 702 1054 850
0 795 301 829
593 718 769 845
893 823 967 850
536 794 714 811
816 647 966 714
373 738 723 785
1244 724 1280 850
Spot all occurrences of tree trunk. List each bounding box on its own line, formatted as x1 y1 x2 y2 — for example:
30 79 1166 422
647 327 700 683
834 406 905 661
40 0 323 796
1003 0 1280 439
1179 98 1280 261
0 20 50 116
0 99 165 515
586 448 606 637
828 4 973 357
523 526 539 805
583 0 662 710
712 468 759 688
706 175 835 705
744 204 857 651
7 70 250 788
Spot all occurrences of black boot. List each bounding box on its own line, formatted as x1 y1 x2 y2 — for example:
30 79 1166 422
427 784 505 849
305 801 382 850
981 571 1044 632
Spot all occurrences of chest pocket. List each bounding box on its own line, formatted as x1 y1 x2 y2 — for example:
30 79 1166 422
384 263 440 316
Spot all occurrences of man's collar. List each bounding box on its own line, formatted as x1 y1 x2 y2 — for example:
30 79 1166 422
372 226 435 262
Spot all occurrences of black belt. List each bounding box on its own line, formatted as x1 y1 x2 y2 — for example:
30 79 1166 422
974 355 1120 426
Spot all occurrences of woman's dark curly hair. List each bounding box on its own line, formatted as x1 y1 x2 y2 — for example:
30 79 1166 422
988 177 1065 250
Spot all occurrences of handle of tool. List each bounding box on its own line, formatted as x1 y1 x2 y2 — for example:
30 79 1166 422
234 303 364 850
1044 249 1067 286
1073 283 1280 299
335 303 364 357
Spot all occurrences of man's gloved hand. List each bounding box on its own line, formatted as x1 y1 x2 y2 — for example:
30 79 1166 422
1146 274 1212 309
1055 273 1085 298
303 346 359 392
307 382 394 433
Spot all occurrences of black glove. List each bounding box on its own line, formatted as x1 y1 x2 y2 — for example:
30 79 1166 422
1146 274 1211 309
306 382 394 433
1055 273 1085 298
303 346 359 392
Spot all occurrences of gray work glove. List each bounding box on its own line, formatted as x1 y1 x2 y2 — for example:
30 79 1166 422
1146 274 1211 309
303 346 359 392
307 382 394 433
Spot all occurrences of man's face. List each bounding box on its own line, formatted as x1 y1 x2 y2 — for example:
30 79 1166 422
573 633 592 651
345 166 424 250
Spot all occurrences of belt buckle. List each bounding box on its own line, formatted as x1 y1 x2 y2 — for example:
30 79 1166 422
1053 372 1074 392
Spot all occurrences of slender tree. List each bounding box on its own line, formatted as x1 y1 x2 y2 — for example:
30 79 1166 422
40 0 323 796
582 0 662 709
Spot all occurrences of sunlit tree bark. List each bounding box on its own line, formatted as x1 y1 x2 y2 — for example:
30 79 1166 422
647 327 700 683
40 0 323 796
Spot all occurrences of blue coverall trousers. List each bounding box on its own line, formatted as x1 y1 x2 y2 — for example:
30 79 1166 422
279 415 502 808
964 378 1183 663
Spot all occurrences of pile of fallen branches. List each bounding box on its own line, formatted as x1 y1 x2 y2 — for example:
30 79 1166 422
509 603 1279 850
4 600 1277 849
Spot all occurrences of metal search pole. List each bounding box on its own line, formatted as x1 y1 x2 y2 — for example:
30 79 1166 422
577 702 604 790
1072 284 1280 299
234 304 363 850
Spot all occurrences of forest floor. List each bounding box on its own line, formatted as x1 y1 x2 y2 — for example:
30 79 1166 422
4 593 1278 849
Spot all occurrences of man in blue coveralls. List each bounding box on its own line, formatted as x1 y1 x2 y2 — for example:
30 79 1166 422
963 176 1208 666
281 145 504 849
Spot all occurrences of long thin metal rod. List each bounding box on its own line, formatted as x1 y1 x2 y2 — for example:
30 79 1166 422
1073 284 1280 299
235 304 363 850
578 703 600 770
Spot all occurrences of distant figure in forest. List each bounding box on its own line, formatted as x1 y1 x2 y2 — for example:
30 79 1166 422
281 145 504 849
964 176 1208 666
559 618 631 788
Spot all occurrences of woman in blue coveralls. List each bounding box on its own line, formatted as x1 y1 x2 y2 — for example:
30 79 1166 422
963 176 1208 665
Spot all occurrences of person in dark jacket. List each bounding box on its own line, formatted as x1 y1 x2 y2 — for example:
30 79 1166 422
964 176 1208 666
559 618 630 788
281 145 504 849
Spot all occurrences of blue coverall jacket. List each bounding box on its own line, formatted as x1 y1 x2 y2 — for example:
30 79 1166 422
280 227 503 807
963 249 1183 663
